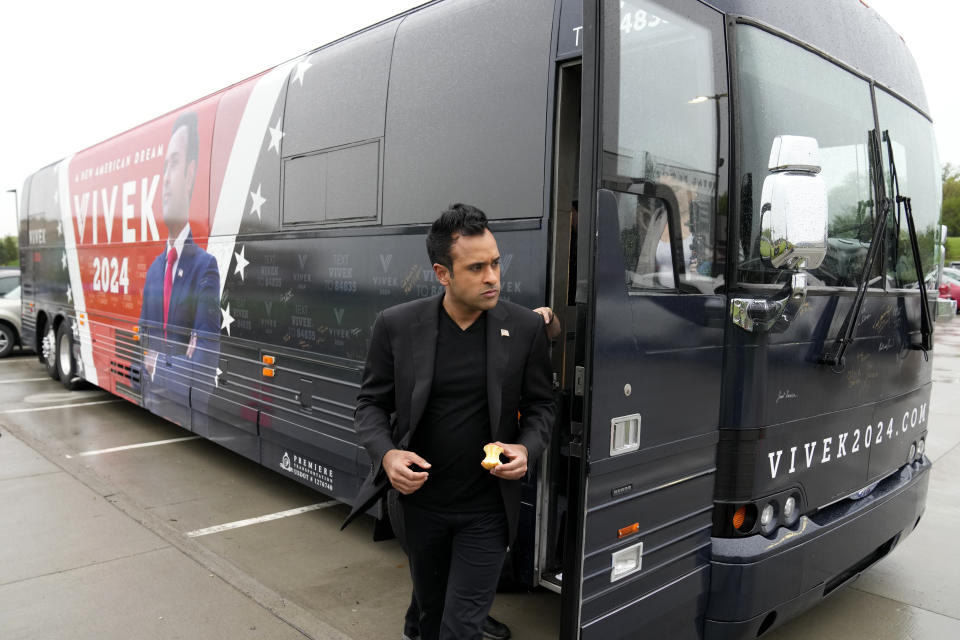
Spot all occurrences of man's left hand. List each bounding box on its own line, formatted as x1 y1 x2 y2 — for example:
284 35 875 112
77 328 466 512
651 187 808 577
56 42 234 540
489 441 528 480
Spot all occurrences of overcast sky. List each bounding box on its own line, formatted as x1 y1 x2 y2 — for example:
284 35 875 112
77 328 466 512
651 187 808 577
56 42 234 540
1 0 957 239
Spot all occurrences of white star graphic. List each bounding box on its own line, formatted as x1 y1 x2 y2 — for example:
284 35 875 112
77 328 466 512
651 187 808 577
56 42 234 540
234 245 250 282
267 117 285 155
221 304 235 336
249 184 266 220
66 285 72 303
61 251 67 270
215 367 223 388
293 57 312 86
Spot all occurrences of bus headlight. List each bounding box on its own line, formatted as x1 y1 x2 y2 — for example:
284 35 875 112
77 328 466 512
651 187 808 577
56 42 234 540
908 442 917 464
917 438 926 458
783 495 799 526
759 502 777 535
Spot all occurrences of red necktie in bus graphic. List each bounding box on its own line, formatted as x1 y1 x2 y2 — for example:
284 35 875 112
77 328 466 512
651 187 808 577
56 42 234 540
163 246 177 335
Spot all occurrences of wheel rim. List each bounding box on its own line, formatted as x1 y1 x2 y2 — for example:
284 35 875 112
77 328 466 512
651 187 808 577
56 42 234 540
43 329 56 365
0 330 8 352
58 330 72 376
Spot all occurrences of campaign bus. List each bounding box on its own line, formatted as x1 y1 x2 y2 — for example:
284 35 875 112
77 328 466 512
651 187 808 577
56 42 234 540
17 0 947 637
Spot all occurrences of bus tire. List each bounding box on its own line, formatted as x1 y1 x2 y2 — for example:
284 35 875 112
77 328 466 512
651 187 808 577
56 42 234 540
42 323 59 381
55 323 80 390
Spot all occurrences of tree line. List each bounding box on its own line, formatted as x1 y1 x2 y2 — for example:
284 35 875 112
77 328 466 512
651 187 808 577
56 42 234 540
0 235 17 266
944 164 960 234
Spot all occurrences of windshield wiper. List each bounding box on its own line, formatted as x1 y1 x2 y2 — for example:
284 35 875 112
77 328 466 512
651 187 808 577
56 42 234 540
820 129 934 367
820 130 890 367
884 130 933 352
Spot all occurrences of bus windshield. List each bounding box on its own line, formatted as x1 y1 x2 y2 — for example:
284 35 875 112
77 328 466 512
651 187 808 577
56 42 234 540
877 88 942 288
737 25 880 287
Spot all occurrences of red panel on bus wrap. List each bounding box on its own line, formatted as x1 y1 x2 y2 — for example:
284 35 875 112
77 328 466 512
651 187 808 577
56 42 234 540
62 83 250 389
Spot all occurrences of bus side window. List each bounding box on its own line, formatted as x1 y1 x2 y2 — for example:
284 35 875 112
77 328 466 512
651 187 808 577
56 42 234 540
280 21 395 227
615 191 673 290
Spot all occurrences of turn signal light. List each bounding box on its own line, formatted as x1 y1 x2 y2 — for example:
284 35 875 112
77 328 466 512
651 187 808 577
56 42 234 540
618 523 640 539
262 367 275 377
262 354 276 365
733 506 747 531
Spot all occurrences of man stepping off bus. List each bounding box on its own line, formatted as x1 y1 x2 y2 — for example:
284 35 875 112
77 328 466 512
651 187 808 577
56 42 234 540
344 204 555 639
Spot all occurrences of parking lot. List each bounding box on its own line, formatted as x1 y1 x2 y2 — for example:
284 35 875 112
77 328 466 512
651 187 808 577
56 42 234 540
1 321 959 639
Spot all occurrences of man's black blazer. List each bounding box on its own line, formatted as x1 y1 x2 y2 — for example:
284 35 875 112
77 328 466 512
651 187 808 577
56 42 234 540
342 293 555 543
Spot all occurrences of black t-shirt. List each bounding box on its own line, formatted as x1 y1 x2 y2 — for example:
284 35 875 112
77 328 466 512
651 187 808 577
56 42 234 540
405 308 502 513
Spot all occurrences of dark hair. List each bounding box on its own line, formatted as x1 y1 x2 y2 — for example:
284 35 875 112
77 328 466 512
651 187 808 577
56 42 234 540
426 203 490 271
171 111 199 173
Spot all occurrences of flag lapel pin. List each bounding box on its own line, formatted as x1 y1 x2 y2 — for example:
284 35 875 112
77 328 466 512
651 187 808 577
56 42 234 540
501 328 510 337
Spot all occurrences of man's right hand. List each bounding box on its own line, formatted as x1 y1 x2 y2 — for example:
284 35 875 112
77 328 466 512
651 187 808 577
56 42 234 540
382 449 431 494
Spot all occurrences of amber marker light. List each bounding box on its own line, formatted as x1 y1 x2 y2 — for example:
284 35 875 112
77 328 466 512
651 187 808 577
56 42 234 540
618 523 640 540
262 367 275 377
732 506 747 531
132 326 140 341
262 354 276 365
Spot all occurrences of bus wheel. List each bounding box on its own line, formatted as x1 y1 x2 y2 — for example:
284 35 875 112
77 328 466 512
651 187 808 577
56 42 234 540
42 324 59 381
56 323 81 390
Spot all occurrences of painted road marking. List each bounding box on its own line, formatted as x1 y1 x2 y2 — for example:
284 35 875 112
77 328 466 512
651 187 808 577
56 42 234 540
185 501 340 538
0 378 50 384
65 436 201 459
24 390 108 403
0 399 122 414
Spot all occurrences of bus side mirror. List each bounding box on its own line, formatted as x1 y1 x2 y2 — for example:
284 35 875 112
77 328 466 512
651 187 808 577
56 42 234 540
759 136 828 270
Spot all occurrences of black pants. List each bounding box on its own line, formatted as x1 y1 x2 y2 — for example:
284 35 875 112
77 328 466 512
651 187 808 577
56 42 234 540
401 501 508 640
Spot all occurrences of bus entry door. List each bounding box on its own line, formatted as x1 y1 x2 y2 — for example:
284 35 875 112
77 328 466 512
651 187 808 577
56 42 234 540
565 187 723 639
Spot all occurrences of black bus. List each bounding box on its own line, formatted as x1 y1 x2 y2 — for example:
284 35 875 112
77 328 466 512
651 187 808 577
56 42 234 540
18 1 946 637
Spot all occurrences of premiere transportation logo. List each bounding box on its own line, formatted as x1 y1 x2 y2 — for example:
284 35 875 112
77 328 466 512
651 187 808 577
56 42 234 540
278 450 335 492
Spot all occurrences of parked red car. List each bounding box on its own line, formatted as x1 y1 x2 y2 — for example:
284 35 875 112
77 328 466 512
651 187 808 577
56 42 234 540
935 272 960 313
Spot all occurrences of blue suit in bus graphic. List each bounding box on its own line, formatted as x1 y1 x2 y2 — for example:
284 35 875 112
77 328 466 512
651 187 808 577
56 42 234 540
139 110 220 402
139 230 221 395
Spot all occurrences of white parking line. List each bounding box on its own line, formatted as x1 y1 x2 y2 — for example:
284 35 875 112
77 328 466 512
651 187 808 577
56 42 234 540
185 501 341 538
0 378 50 384
65 436 201 459
0 399 121 414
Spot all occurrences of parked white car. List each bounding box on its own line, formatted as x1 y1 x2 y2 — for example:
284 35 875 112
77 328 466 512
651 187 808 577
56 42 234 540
0 270 18 296
0 283 22 358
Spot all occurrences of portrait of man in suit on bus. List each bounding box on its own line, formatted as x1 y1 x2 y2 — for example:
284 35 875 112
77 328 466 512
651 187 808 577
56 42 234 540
139 111 220 393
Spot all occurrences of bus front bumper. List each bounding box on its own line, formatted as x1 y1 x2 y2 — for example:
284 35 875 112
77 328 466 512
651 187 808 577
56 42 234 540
704 458 930 639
